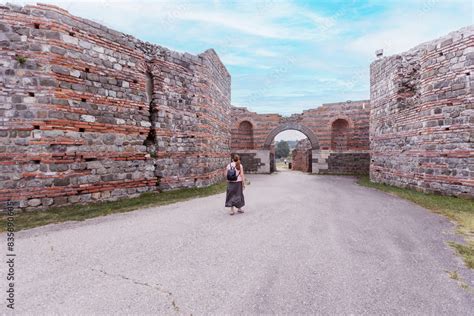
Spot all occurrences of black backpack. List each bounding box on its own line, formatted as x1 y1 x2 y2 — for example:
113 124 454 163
227 165 238 181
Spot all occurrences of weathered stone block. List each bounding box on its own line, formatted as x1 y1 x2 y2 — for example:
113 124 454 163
28 199 42 207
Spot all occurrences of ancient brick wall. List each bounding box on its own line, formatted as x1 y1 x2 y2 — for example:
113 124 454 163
6 4 470 212
234 152 261 173
326 153 370 175
144 46 231 189
370 26 473 197
291 139 312 172
0 3 231 210
230 100 370 174
198 49 232 186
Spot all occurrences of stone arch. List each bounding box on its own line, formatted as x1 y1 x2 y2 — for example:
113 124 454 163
331 118 350 151
263 123 320 150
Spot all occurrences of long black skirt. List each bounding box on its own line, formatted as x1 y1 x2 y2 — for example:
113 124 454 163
225 181 245 208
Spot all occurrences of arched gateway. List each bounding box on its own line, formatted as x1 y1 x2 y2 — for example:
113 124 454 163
230 101 371 175
263 122 320 173
263 122 319 150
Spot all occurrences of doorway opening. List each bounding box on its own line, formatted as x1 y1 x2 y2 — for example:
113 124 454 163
273 130 312 172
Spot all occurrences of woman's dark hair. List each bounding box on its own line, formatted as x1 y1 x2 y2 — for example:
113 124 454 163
233 154 241 171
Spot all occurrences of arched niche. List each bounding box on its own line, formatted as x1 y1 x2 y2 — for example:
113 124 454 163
331 119 350 151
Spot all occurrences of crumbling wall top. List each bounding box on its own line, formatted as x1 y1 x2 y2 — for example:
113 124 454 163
371 25 474 67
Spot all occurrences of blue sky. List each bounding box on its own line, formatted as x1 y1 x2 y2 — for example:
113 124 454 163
11 0 473 121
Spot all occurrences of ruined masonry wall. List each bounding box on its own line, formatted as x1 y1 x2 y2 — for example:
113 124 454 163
370 26 473 197
291 139 311 172
230 100 371 174
0 3 231 210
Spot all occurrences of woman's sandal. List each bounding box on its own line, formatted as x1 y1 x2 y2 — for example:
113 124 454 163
230 212 235 216
237 209 244 213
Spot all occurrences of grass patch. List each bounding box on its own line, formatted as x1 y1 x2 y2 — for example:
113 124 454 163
358 176 474 269
0 182 227 232
449 242 474 269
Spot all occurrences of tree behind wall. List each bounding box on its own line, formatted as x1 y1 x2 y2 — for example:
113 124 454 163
275 141 290 158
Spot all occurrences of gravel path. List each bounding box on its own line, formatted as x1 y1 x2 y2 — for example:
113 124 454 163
4 171 474 314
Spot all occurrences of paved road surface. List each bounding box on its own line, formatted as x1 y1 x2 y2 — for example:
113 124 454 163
3 172 474 314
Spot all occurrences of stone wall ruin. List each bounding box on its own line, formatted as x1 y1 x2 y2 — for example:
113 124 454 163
0 3 472 212
291 139 312 172
230 100 371 175
370 26 473 197
0 3 231 210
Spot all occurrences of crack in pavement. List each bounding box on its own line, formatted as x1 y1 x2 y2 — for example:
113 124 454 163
88 267 180 312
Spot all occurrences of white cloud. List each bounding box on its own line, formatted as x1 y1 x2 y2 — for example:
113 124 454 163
346 0 473 57
175 10 296 39
12 0 341 41
255 48 279 57
220 54 254 66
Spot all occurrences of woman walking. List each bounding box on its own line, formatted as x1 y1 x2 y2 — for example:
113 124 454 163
225 155 245 215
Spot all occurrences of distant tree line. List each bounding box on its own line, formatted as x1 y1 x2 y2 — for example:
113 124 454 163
275 140 290 159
